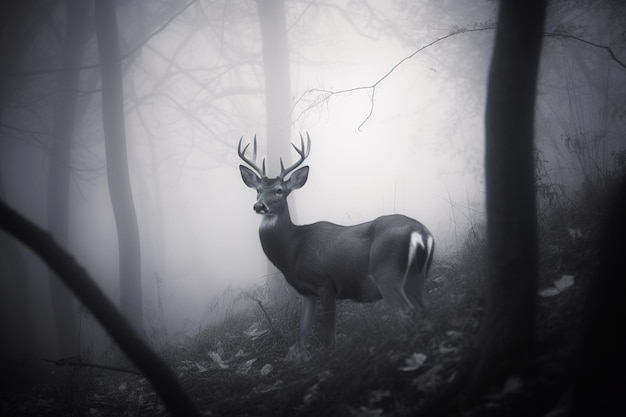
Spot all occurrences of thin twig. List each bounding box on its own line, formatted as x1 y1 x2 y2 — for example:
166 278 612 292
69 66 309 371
245 293 282 339
43 356 142 376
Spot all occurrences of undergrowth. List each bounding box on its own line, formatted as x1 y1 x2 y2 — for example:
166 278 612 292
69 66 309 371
2 150 624 417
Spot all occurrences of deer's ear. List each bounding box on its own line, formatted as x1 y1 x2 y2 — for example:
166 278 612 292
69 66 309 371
240 165 261 188
285 166 309 191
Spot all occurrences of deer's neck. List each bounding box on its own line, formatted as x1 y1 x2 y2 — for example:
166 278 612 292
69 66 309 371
258 211 298 273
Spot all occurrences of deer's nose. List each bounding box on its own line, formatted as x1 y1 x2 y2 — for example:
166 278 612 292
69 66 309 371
253 202 267 214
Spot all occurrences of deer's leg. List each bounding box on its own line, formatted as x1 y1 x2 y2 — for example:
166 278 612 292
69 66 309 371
404 262 426 311
370 247 414 317
298 294 317 345
319 287 337 345
285 295 316 362
375 274 414 317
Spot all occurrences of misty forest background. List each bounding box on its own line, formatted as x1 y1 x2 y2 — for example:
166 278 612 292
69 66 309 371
1 0 625 416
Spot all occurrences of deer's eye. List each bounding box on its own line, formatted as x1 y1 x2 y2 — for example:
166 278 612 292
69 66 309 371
276 188 283 195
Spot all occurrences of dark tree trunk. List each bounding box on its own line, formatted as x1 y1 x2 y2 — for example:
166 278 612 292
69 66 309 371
94 0 143 331
478 0 546 381
46 0 90 358
418 1 547 414
568 180 626 416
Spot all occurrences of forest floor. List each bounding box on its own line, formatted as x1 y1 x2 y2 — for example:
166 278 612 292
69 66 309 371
0 181 614 417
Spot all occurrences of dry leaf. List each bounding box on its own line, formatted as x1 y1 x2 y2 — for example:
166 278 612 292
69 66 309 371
400 353 427 371
554 275 575 291
208 351 229 369
195 362 208 373
260 363 273 376
540 275 575 297
237 358 257 374
244 322 269 340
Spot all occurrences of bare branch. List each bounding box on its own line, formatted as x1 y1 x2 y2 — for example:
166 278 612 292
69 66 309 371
293 26 494 130
294 26 625 130
544 31 626 70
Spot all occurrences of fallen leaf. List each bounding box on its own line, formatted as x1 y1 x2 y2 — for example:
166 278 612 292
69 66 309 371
208 351 229 369
554 275 575 292
260 363 273 376
244 322 269 340
400 353 427 371
540 275 575 297
237 358 257 374
195 362 208 373
539 287 560 297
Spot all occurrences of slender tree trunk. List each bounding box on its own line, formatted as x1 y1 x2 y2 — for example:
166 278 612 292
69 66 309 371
46 0 90 358
256 0 292 166
94 0 143 331
256 0 295 299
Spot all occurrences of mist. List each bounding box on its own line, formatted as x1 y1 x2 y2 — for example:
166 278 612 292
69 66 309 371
1 0 624 368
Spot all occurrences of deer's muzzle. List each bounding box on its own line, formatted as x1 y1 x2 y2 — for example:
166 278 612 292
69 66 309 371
254 202 268 214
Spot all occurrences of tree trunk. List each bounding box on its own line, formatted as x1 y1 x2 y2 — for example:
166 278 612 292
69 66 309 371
94 0 143 332
418 1 547 413
46 0 90 358
256 0 295 299
568 180 626 416
256 0 292 166
478 0 546 382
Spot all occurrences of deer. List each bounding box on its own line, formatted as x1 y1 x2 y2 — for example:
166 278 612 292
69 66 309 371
238 133 435 361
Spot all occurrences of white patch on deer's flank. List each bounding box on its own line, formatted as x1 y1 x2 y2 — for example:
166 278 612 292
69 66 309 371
425 235 434 263
406 231 424 270
410 231 425 252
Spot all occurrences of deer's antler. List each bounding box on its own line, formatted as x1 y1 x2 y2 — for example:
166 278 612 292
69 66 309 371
238 135 266 178
279 132 311 179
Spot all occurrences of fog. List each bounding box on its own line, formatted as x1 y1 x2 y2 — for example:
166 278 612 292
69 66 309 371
1 0 624 360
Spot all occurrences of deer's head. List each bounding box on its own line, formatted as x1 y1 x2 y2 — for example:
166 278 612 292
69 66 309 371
239 134 311 216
